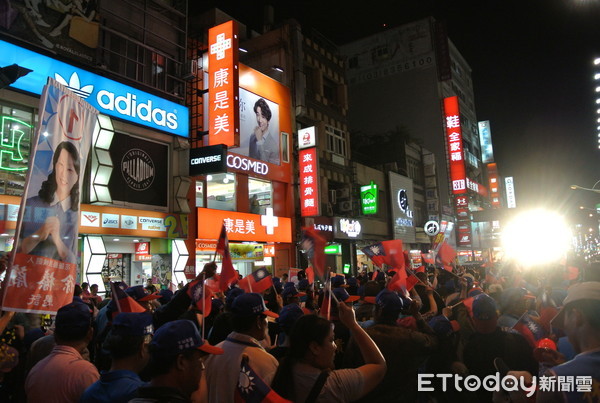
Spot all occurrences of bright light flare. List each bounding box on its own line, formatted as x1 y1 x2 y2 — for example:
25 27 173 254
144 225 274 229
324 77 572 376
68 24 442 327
502 209 571 266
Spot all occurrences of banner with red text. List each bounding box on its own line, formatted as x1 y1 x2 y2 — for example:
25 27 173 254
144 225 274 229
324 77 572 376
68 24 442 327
2 78 97 313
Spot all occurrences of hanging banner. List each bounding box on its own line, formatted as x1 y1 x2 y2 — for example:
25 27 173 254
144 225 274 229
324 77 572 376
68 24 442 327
2 78 98 314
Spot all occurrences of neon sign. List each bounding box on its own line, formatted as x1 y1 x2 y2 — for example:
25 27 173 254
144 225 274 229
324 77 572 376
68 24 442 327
0 116 31 171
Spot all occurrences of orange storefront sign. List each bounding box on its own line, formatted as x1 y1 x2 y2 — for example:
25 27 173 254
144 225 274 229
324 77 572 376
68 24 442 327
197 208 292 243
208 20 240 147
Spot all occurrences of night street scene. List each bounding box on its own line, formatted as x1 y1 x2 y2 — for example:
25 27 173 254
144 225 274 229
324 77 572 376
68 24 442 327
0 0 597 402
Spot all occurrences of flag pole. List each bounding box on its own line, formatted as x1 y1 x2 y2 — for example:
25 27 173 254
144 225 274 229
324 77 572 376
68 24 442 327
201 279 206 339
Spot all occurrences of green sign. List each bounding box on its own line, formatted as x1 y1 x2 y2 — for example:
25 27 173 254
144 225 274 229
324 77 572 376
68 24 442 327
324 244 342 254
360 181 378 215
343 263 351 274
0 116 31 172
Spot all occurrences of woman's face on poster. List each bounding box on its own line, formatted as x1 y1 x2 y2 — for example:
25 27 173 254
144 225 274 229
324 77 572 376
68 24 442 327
55 149 78 197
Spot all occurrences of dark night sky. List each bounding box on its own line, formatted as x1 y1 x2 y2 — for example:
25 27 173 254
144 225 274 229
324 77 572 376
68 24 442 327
197 0 600 218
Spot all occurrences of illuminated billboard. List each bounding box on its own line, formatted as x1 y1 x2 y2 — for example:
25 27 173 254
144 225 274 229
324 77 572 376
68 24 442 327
235 88 280 165
208 20 240 147
443 96 467 194
389 172 415 243
360 181 378 215
478 120 495 164
487 163 501 208
299 147 320 217
505 177 517 208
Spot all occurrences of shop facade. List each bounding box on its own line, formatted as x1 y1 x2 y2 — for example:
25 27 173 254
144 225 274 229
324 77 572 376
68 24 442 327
0 39 191 294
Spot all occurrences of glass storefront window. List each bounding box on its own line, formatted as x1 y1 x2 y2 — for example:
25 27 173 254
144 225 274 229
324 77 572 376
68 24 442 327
195 181 204 207
0 103 34 196
207 173 236 211
248 178 272 215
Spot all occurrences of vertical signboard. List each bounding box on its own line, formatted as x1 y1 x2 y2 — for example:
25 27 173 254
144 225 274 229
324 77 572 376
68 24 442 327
487 163 501 208
505 177 517 208
443 96 467 195
478 120 495 164
299 148 319 217
389 172 416 243
208 20 240 147
360 181 378 215
3 79 98 313
454 194 472 247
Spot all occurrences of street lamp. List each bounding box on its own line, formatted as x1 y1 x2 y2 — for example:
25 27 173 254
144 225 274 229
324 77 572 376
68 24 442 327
570 180 600 194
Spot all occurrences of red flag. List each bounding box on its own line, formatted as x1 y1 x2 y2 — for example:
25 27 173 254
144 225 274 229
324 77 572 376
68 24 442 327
238 268 273 294
462 296 474 317
387 268 418 296
300 227 327 283
437 242 456 266
234 356 292 403
216 223 236 292
513 313 546 348
319 290 333 321
305 267 315 285
110 282 146 315
421 252 434 264
361 240 405 269
187 280 213 316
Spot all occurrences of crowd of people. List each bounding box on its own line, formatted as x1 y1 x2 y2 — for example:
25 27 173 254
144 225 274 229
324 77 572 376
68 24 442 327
0 259 598 402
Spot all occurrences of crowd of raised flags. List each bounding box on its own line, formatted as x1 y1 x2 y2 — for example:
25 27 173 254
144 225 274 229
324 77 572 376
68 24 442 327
0 222 597 402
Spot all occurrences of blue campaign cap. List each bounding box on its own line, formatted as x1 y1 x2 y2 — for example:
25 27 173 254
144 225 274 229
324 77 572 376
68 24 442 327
276 304 304 331
472 293 498 321
333 287 359 303
112 312 154 337
225 287 245 309
55 302 92 332
232 293 278 318
375 289 404 312
429 315 460 337
151 320 223 357
331 275 346 288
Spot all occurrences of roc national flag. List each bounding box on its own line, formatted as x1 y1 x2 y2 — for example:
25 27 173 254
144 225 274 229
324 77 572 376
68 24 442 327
187 279 213 316
513 312 546 348
216 222 237 292
110 282 146 315
361 240 405 269
239 268 273 294
234 356 291 403
300 227 327 283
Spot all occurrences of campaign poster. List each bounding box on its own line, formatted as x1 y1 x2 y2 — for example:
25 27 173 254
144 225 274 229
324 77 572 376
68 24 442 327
232 88 281 165
2 78 97 314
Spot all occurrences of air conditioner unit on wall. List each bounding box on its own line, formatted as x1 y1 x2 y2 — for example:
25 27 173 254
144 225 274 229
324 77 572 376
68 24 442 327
339 200 352 212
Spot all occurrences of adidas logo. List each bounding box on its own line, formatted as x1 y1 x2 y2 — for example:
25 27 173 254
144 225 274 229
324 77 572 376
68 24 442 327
54 72 94 99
